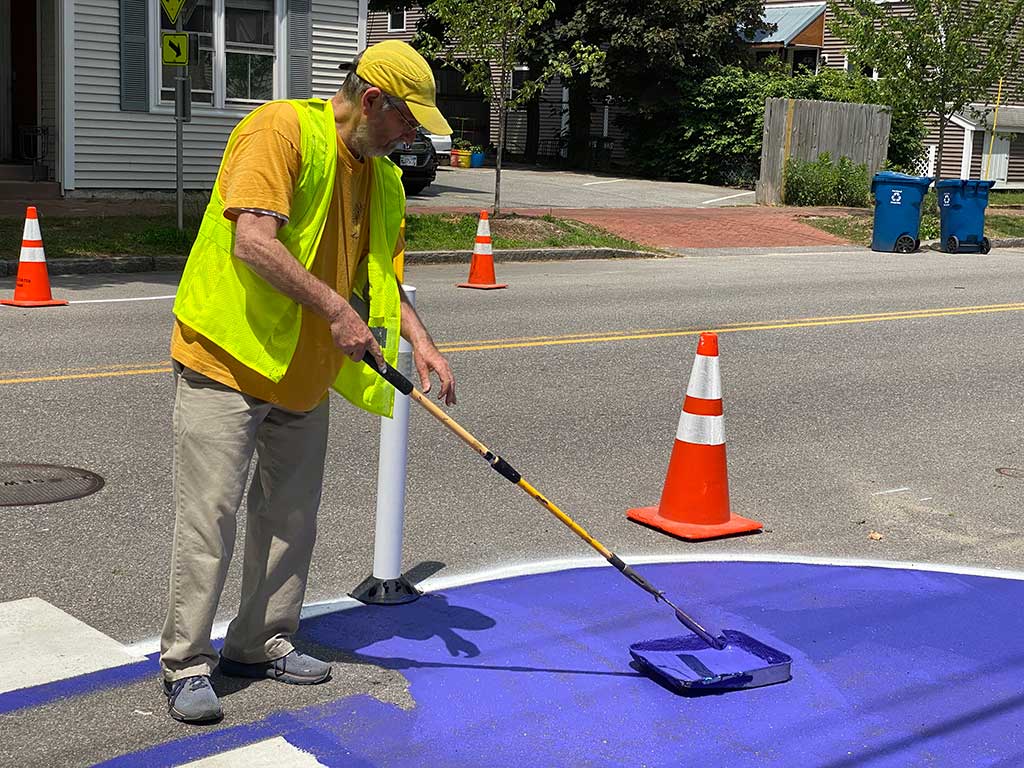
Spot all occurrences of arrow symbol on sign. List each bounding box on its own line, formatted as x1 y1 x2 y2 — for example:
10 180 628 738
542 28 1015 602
169 40 182 57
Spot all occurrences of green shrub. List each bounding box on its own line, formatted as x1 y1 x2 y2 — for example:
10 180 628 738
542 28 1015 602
784 153 871 207
835 156 871 207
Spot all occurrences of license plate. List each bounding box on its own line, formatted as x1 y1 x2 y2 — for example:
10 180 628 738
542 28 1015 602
399 155 417 167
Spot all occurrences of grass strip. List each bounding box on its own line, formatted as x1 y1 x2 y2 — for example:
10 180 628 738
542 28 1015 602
0 212 645 260
804 211 1024 247
988 190 1024 207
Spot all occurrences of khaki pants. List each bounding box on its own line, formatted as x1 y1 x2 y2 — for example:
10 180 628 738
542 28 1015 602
160 364 329 682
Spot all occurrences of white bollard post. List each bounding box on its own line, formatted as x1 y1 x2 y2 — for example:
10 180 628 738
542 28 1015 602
350 285 420 604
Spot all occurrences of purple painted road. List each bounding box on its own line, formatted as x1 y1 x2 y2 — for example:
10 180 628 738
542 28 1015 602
100 561 1024 767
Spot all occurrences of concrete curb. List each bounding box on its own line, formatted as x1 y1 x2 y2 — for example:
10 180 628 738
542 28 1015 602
0 248 656 277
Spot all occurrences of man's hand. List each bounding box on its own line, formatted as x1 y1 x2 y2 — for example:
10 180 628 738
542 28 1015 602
328 300 384 370
413 343 456 405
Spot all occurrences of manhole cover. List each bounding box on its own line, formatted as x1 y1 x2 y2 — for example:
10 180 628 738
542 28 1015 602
996 467 1024 479
0 463 105 507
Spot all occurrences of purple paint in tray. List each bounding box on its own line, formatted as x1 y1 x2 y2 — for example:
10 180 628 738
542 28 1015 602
629 629 792 692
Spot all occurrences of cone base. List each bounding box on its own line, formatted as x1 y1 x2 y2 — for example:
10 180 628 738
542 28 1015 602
457 282 508 290
626 505 763 541
1 297 68 307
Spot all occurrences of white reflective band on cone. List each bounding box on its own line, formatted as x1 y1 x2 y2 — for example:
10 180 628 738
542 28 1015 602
677 412 725 445
475 242 493 255
686 354 721 400
478 221 491 237
19 246 46 262
22 218 41 241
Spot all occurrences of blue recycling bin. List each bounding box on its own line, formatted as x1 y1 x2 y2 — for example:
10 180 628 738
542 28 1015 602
870 171 933 253
935 179 996 253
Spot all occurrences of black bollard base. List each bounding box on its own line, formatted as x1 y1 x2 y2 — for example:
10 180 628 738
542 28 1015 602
350 574 421 605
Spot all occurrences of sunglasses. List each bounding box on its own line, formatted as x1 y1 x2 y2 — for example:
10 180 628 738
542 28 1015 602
383 94 421 134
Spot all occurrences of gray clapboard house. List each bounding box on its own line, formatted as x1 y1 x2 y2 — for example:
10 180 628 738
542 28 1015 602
0 0 365 199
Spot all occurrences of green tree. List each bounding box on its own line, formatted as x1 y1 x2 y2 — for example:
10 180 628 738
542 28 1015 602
829 0 1024 177
544 0 767 166
418 0 602 213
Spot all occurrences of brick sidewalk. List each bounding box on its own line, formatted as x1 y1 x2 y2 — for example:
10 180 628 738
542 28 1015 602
409 205 861 248
1 197 858 249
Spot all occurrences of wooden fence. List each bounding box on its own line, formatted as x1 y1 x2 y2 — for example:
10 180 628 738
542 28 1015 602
756 98 891 205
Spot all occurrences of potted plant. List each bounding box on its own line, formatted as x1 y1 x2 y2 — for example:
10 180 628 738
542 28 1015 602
470 145 485 168
451 137 472 168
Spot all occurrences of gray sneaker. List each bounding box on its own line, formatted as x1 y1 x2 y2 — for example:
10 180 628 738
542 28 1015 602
219 650 332 685
163 675 223 723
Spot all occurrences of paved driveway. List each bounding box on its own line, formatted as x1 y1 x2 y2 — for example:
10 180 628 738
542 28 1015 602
409 165 755 209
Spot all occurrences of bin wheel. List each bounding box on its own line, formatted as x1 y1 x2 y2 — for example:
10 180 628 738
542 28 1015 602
946 235 960 254
980 237 992 254
894 235 916 253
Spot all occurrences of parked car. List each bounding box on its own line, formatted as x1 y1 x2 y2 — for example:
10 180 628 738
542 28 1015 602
389 129 438 196
426 133 452 164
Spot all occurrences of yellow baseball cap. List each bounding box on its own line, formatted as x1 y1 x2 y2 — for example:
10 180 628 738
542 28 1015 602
356 40 452 136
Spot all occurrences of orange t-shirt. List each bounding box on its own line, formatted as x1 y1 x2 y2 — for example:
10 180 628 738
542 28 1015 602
171 102 403 412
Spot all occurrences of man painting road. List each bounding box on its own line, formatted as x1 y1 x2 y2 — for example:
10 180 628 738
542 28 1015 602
159 40 456 724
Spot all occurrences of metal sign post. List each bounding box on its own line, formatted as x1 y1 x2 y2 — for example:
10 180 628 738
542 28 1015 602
161 2 190 231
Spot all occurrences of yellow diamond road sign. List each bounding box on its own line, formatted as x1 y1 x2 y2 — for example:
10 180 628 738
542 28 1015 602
162 33 189 66
161 0 186 24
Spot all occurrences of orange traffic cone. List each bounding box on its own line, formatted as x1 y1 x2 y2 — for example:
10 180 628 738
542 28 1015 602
1 206 67 308
627 333 762 540
457 210 507 290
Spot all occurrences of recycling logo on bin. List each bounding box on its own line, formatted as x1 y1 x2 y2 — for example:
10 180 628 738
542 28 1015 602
890 189 903 205
942 192 951 207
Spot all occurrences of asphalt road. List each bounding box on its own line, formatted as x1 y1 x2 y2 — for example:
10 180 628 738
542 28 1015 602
2 247 1024 765
407 165 755 208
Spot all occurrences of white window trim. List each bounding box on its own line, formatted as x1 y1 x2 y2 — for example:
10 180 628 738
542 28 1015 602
148 0 285 117
960 127 974 179
60 0 74 190
387 10 407 32
949 113 976 131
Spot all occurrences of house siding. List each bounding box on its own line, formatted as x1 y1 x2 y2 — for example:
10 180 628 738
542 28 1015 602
969 131 985 178
494 75 564 156
932 121 965 179
71 0 360 191
311 0 361 97
791 13 824 48
1009 135 1024 183
366 6 418 44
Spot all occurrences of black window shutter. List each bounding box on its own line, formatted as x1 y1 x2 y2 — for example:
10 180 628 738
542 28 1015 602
287 0 312 99
120 0 150 111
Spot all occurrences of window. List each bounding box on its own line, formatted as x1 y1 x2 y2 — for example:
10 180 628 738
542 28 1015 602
160 0 214 104
510 65 529 98
844 56 877 80
388 10 406 31
159 0 280 109
792 49 820 74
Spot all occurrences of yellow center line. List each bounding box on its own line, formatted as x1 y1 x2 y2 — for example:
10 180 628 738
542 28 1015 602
437 304 1024 352
0 368 172 385
1 361 172 378
3 303 1024 385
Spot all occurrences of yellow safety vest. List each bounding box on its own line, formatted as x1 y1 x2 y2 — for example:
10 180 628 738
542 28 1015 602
173 98 405 417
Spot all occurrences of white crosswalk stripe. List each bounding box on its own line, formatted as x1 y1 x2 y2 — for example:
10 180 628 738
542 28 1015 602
174 738 327 767
0 597 145 693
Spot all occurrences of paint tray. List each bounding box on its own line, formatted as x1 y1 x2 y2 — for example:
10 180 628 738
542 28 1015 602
629 629 792 693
